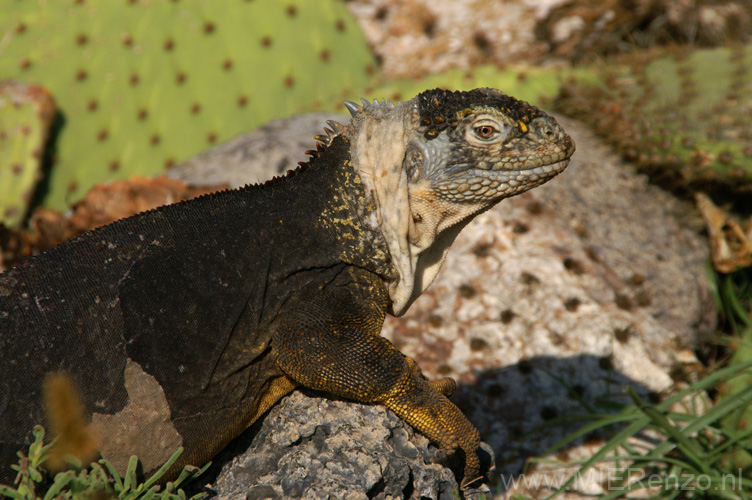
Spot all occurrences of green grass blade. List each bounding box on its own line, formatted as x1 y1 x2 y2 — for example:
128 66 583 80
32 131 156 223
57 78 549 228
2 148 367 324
539 362 752 499
541 417 653 500
627 387 711 475
723 274 752 330
649 386 752 462
706 428 752 463
540 411 643 457
657 361 752 410
173 461 210 489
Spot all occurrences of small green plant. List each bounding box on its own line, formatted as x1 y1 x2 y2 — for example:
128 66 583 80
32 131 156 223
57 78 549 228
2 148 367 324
0 426 210 500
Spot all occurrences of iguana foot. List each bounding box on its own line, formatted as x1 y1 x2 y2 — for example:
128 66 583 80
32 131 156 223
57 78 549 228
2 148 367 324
383 359 481 484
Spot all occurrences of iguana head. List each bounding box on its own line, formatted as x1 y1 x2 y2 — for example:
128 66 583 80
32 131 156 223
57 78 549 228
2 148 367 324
327 88 575 315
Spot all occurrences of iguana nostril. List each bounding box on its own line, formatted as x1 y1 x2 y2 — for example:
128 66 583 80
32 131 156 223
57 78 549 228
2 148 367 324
533 118 556 138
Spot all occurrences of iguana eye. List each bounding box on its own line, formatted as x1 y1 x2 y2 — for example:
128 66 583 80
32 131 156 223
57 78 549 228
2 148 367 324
474 125 498 139
468 117 504 144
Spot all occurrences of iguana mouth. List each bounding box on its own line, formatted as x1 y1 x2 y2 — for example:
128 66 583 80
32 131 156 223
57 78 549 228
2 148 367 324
507 157 570 180
515 158 570 188
436 157 572 202
490 120 576 170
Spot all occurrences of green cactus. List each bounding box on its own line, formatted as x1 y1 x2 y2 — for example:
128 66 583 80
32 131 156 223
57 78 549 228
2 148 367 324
554 45 752 198
367 64 592 109
0 0 375 210
0 81 55 228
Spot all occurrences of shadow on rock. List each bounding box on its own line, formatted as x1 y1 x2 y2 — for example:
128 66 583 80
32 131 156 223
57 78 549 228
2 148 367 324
455 353 657 484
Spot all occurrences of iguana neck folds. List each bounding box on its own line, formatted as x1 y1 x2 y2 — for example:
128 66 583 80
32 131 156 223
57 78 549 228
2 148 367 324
339 99 488 316
344 100 426 316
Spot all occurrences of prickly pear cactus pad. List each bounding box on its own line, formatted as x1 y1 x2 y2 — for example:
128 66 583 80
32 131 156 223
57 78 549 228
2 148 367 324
0 81 55 228
368 64 589 110
0 1 375 210
554 45 752 198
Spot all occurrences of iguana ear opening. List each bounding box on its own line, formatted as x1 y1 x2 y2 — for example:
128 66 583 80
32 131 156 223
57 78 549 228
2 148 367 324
404 144 423 183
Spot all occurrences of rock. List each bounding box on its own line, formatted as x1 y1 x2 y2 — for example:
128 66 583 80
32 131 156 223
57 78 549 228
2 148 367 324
206 391 493 500
537 117 715 349
344 0 752 78
345 0 554 79
0 177 216 272
168 114 345 189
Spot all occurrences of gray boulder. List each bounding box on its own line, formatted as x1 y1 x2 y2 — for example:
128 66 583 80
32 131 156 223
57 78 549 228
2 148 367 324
207 391 492 500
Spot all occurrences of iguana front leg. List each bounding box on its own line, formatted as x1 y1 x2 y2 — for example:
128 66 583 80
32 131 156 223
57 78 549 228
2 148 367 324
271 266 481 485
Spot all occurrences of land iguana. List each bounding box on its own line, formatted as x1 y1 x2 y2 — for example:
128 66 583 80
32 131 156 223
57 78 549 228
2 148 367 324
0 88 575 487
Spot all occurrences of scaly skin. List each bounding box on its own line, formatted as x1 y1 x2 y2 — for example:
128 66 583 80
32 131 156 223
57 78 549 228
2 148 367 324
0 88 574 488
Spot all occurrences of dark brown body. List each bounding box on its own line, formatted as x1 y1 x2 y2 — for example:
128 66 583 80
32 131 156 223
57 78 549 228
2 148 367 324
0 136 403 480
